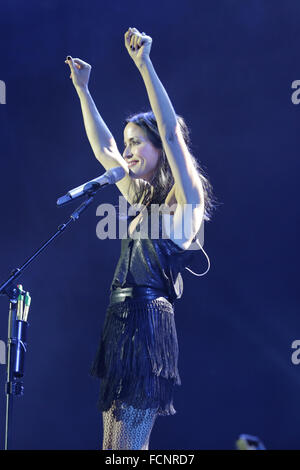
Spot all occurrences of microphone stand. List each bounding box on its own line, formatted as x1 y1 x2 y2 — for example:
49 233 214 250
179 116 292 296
0 184 104 450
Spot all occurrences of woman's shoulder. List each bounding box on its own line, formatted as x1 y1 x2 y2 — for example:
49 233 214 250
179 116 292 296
159 205 204 252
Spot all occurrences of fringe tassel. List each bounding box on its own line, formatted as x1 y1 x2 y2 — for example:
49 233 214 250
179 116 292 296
90 297 181 416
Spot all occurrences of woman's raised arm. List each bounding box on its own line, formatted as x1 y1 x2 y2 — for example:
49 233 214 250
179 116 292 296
65 56 140 203
124 28 204 206
65 57 126 168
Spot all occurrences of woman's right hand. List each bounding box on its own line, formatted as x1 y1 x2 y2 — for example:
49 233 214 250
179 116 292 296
65 56 91 91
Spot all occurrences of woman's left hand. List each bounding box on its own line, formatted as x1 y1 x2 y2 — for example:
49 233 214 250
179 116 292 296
124 27 152 67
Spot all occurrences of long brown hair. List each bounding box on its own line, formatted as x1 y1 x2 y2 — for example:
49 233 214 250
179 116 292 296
125 111 218 221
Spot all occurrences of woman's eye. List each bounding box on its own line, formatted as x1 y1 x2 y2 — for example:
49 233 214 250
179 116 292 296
125 141 138 147
124 140 140 148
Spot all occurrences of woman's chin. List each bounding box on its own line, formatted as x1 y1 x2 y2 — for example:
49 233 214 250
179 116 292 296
131 166 156 183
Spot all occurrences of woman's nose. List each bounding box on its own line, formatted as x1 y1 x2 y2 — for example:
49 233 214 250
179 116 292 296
123 147 132 159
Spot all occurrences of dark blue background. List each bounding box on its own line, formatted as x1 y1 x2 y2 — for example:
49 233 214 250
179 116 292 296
0 0 299 450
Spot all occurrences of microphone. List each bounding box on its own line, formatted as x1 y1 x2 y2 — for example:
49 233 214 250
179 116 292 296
57 166 125 206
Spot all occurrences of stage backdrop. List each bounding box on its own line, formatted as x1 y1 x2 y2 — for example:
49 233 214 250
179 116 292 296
0 0 299 450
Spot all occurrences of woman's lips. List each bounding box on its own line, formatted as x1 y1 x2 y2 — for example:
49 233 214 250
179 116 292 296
127 160 139 167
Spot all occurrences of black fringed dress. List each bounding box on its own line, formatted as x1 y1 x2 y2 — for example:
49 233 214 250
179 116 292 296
90 210 198 417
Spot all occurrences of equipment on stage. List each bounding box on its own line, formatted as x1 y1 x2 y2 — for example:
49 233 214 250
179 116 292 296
57 166 125 206
1 284 31 450
236 433 266 450
0 168 119 449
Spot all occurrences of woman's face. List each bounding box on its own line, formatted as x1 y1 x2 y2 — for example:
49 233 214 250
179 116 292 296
123 122 161 182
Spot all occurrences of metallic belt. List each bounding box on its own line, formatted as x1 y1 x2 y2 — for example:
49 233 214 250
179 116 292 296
109 286 170 305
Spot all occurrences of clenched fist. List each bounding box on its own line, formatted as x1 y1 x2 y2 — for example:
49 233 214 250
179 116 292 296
65 56 91 91
124 27 152 67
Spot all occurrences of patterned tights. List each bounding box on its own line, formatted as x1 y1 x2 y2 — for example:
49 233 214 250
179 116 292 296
102 399 159 450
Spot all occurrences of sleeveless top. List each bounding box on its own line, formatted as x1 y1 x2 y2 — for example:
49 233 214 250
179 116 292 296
110 211 199 303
